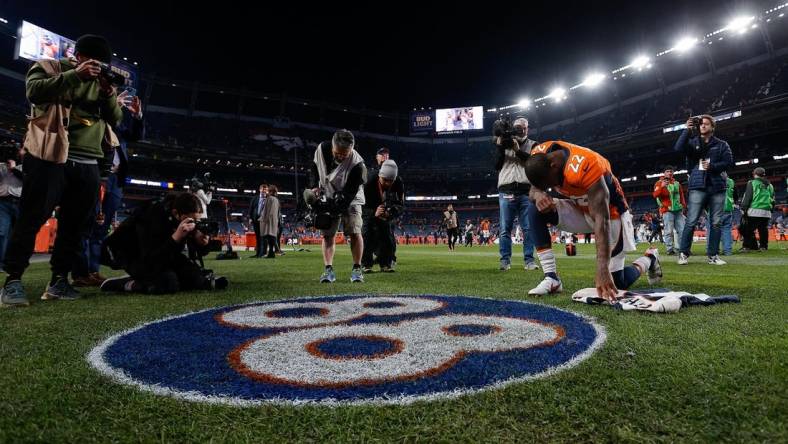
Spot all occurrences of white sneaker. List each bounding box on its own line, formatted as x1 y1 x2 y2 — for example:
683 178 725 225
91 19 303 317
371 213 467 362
677 252 688 265
644 247 662 285
707 255 727 265
524 262 540 271
528 276 563 296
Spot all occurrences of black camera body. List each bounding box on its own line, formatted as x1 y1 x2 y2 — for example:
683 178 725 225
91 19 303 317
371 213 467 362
493 116 525 149
97 61 126 87
194 219 219 236
306 191 345 230
381 191 401 221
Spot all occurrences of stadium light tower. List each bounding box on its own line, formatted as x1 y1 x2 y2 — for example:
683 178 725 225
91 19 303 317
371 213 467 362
725 15 755 34
673 36 698 53
517 98 532 109
549 87 566 102
631 55 650 70
582 73 606 88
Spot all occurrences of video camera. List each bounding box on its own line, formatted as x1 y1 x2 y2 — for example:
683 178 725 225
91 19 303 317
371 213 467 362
187 172 217 192
492 116 526 149
96 61 126 87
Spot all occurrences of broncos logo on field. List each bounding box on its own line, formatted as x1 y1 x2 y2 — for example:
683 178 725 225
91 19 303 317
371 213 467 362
88 295 605 406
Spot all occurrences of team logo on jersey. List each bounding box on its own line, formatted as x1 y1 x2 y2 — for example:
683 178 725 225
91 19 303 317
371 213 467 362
88 295 605 406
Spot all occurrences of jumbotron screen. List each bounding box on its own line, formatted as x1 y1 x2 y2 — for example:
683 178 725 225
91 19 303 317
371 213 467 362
15 20 139 89
16 20 75 62
435 106 483 133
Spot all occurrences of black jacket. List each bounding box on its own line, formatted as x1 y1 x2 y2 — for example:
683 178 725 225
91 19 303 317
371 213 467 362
673 130 733 192
103 197 209 272
247 193 265 220
362 171 405 220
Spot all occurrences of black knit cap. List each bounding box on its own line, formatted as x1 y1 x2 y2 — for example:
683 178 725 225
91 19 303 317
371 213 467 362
75 34 112 63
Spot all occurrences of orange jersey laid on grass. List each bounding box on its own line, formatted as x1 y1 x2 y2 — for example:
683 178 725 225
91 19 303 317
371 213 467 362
531 140 628 219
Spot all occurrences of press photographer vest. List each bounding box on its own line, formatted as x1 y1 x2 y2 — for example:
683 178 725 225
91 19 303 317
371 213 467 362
747 177 774 218
497 138 535 191
314 142 365 206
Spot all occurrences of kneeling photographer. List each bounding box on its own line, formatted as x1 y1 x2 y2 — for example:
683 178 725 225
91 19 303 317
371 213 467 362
361 160 404 273
100 192 227 294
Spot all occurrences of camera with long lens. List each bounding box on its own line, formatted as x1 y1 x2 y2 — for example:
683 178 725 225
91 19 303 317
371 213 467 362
96 61 126 87
194 219 219 237
492 116 525 149
303 188 344 229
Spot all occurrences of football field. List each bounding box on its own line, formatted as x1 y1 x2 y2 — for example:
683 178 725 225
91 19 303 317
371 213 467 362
1 243 786 443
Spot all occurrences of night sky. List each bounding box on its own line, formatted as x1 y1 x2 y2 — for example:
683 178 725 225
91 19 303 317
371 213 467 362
2 0 771 111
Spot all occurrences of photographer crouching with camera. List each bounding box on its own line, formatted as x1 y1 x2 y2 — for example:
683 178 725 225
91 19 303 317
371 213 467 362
674 115 733 266
304 129 366 283
1 34 124 307
361 160 404 273
99 192 227 294
493 116 539 271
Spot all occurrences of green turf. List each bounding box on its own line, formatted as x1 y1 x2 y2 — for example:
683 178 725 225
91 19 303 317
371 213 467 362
1 243 786 443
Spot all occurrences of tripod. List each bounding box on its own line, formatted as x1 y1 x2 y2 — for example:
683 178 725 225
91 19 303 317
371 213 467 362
216 198 239 260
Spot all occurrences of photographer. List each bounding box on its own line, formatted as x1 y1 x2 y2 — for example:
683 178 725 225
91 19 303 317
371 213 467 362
305 129 366 283
443 204 459 250
1 35 124 307
100 192 227 294
674 115 733 266
740 167 775 251
652 166 686 255
73 91 144 287
493 117 538 271
361 160 404 273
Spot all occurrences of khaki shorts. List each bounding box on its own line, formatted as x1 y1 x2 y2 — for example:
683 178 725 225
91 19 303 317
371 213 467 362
322 204 363 237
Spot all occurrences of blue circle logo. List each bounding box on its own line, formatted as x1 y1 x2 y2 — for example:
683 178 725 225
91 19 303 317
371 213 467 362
88 295 605 406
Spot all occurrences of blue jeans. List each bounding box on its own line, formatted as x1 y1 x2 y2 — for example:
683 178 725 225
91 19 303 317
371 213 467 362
498 192 535 264
706 211 733 255
679 189 725 256
74 174 123 276
662 210 685 252
0 199 20 269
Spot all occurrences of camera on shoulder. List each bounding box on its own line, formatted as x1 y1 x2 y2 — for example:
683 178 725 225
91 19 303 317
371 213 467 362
492 116 525 149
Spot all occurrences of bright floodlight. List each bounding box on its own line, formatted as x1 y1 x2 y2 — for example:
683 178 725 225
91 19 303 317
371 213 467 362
550 88 566 100
726 16 754 33
673 37 698 53
631 55 650 69
583 73 606 88
517 98 532 108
